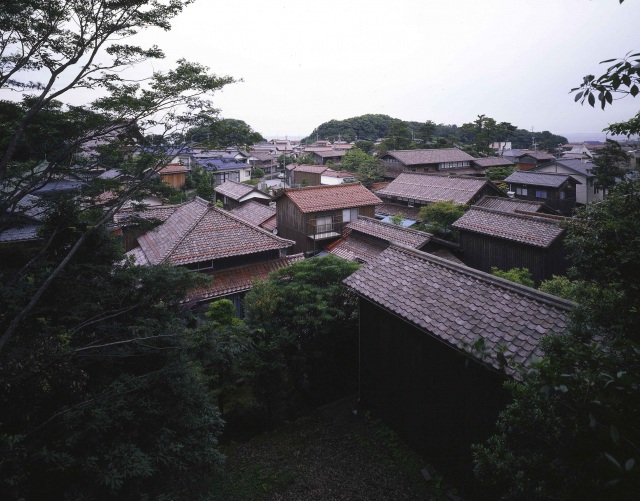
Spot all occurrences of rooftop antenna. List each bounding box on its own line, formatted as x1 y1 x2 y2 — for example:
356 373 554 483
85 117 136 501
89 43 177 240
531 127 538 150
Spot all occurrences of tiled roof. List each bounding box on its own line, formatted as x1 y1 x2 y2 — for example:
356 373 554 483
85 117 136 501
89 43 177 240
384 148 475 166
313 150 346 158
343 245 574 375
13 194 46 221
505 171 578 188
194 157 248 171
113 205 180 225
502 149 556 161
322 169 355 178
328 234 387 263
474 196 547 214
293 164 328 174
347 216 431 248
159 163 190 174
131 197 294 266
231 200 277 227
377 173 501 204
215 180 267 201
186 254 304 303
374 203 422 220
472 157 515 168
538 159 595 178
0 224 41 243
452 206 565 248
281 184 382 213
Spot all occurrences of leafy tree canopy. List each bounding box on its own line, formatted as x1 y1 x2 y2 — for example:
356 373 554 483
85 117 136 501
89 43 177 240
187 118 265 148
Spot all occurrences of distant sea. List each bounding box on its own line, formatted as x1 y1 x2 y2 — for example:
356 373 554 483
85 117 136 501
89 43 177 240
560 132 639 143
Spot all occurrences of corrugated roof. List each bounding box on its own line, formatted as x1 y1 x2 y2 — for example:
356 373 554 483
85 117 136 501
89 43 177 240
343 245 574 376
377 172 501 204
293 164 328 174
505 171 578 188
452 206 565 248
384 148 475 166
132 197 294 266
282 184 382 213
472 157 515 167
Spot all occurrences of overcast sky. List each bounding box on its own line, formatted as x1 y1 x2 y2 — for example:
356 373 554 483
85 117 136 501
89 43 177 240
7 0 640 141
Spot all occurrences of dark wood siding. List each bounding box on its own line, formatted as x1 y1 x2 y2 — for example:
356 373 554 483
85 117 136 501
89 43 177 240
359 299 509 477
292 171 322 187
458 231 568 285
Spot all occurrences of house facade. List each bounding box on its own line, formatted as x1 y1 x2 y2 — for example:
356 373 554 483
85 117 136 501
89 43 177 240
275 183 382 255
505 171 579 215
214 180 271 210
531 158 603 206
380 148 478 179
452 206 569 284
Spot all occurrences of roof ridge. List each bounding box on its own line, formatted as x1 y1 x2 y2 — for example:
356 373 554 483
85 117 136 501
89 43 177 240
387 243 576 311
354 216 432 238
464 205 567 225
157 198 211 264
213 206 294 245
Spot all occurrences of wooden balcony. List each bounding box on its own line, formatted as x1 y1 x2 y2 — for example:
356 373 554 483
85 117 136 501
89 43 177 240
307 217 344 241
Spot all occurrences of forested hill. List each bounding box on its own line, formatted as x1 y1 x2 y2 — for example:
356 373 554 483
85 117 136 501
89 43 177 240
302 114 567 153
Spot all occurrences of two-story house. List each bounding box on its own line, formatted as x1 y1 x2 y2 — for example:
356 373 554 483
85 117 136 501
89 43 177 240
531 158 602 206
275 183 382 255
380 148 478 179
504 171 580 215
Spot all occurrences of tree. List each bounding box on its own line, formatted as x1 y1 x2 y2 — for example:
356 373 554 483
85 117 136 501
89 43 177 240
485 165 515 181
473 179 640 499
243 256 361 411
592 139 633 196
250 167 265 179
418 200 467 239
0 1 234 348
340 148 385 187
187 118 265 148
490 267 535 288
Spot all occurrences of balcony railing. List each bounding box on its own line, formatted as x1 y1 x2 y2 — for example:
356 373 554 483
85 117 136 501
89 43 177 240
307 217 344 240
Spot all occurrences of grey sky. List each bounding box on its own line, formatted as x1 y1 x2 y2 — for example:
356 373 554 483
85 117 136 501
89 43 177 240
5 0 640 140
128 0 637 139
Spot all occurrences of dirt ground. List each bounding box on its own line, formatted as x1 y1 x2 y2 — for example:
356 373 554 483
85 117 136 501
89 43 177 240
207 395 466 501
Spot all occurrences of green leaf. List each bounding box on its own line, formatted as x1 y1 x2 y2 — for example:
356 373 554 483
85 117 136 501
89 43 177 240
625 458 635 472
604 452 622 471
574 91 583 102
630 84 639 97
588 93 595 107
600 58 617 64
611 424 620 445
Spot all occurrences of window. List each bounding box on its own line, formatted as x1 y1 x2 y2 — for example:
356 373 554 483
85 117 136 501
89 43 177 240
515 187 528 196
560 191 566 200
535 190 548 199
342 208 358 222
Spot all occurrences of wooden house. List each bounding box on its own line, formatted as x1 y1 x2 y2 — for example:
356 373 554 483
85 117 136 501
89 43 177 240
505 171 580 215
214 180 271 210
380 148 478 179
501 149 556 170
158 163 190 189
375 172 506 214
343 244 574 472
125 197 299 313
291 165 326 187
312 149 346 165
452 205 569 284
531 158 602 206
275 183 382 255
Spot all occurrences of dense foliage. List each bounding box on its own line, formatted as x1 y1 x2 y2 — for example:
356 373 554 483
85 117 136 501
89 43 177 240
340 148 385 187
418 201 467 239
473 178 640 500
243 256 361 418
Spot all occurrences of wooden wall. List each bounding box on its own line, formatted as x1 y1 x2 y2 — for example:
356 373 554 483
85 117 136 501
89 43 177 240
458 231 568 285
358 299 510 479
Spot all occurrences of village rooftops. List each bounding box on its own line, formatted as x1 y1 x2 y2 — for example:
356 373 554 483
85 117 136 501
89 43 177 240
452 206 566 248
472 157 515 168
293 164 329 174
346 216 431 248
186 253 304 304
231 200 277 231
534 158 595 178
343 244 574 376
113 204 180 225
376 172 503 205
159 163 190 174
502 149 556 161
384 148 476 166
214 180 270 202
278 183 382 213
328 216 431 264
474 195 555 214
505 171 581 188
128 197 294 266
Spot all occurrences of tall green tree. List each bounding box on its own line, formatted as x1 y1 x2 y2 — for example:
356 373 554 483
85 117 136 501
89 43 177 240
592 139 633 196
340 148 385 187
